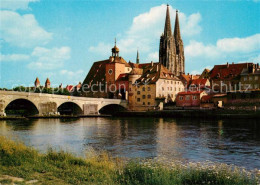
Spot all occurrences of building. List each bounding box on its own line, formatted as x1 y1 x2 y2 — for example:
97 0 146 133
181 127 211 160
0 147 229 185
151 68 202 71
45 78 50 88
176 91 207 107
34 77 40 88
128 62 184 111
210 62 255 92
179 73 200 90
81 40 132 98
189 78 210 91
240 64 260 90
159 5 184 76
199 68 211 79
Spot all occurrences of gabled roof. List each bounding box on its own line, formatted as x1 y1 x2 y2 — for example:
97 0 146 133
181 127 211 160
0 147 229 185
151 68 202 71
82 56 130 87
135 63 180 84
190 79 209 87
210 63 254 80
66 85 74 92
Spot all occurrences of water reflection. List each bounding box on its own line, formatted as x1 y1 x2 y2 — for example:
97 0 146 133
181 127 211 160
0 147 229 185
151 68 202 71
0 117 259 169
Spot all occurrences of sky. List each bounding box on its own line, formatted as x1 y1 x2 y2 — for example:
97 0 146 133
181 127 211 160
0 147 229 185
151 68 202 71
0 0 259 88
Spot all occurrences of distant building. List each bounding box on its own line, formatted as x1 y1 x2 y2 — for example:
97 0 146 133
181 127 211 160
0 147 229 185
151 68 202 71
81 40 132 98
179 73 200 89
159 5 185 76
128 62 184 111
199 68 211 79
189 78 210 91
210 62 256 92
45 78 51 88
34 77 40 88
176 91 208 107
66 85 74 92
240 64 260 90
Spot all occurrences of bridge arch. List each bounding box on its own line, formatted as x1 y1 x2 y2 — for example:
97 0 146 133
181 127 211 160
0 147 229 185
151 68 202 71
99 104 127 115
58 102 83 115
5 98 39 116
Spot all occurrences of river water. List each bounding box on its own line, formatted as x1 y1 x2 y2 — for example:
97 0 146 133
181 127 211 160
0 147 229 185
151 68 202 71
0 117 259 169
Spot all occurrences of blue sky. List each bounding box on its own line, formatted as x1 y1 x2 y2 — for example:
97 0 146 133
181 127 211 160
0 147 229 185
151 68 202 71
0 0 259 88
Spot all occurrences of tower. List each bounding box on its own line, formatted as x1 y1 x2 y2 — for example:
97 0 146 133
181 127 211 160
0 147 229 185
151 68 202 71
159 5 185 76
136 50 139 64
111 38 119 57
174 10 185 75
159 4 176 74
34 77 40 88
45 78 50 88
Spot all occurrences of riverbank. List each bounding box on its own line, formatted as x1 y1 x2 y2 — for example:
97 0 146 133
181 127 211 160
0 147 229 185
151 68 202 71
0 137 259 185
114 109 260 119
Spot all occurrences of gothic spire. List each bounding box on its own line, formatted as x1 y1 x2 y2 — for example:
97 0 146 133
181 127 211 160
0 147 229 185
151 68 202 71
136 50 139 64
174 10 181 41
164 4 172 37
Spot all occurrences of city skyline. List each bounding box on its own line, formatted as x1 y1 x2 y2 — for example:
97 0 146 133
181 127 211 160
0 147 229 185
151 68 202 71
0 0 259 88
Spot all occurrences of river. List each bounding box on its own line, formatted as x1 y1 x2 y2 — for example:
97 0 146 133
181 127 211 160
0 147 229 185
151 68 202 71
0 117 259 169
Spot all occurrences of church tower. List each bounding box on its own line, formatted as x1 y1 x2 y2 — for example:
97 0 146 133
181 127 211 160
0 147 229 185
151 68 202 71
174 10 185 75
159 4 176 75
159 5 185 76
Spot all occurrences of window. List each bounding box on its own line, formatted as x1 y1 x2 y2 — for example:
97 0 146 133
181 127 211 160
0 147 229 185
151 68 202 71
255 84 259 89
186 95 190 100
244 77 247 81
142 87 145 91
179 96 184 100
171 81 173 84
193 96 197 100
249 77 253 81
255 76 259 80
170 87 172 91
143 102 145 105
142 95 146 99
137 91 140 95
137 98 140 102
167 81 169 84
162 87 164 91
148 87 151 91
171 94 173 98
148 95 151 99
148 102 150 105
167 87 169 91
179 88 181 91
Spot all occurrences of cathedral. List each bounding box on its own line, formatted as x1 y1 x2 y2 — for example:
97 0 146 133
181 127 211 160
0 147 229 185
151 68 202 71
159 5 185 76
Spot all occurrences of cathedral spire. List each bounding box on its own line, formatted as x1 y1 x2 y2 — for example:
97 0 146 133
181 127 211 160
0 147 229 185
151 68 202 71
164 4 172 37
136 50 139 64
174 10 181 41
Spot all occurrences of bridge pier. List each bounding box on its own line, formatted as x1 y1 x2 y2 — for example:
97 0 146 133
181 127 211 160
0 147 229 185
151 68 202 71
0 100 6 117
83 104 99 115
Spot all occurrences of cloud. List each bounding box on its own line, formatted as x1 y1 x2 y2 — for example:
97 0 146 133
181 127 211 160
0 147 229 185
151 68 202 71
0 11 52 48
185 34 260 59
0 0 39 10
147 52 159 62
0 53 30 62
89 4 202 57
28 46 71 70
89 42 111 57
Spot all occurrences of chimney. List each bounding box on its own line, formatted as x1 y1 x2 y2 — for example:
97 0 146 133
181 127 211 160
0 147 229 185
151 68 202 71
156 64 159 71
257 63 259 68
232 62 234 65
227 62 229 68
187 73 190 75
151 61 154 66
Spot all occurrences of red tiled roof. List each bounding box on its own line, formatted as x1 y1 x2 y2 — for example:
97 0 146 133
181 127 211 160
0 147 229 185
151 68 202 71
210 63 254 80
190 79 208 86
201 94 214 102
66 85 74 92
116 73 129 81
135 63 180 84
35 77 40 84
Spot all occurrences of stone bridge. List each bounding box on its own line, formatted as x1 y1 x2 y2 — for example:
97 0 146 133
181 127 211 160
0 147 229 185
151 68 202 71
0 90 128 116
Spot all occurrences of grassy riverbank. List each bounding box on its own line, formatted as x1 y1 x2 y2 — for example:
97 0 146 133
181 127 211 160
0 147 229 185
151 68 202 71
0 137 259 185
